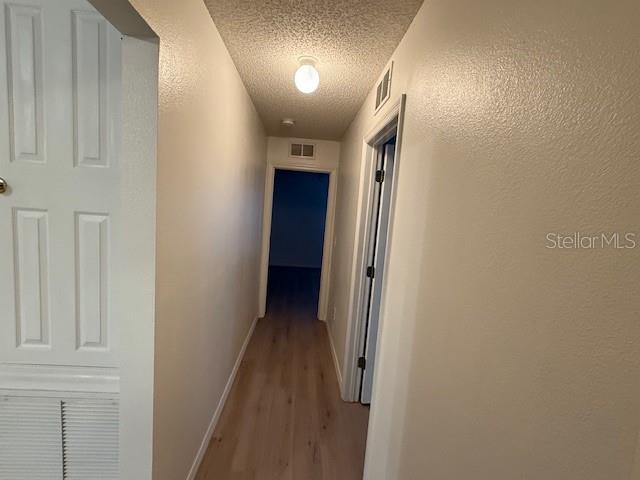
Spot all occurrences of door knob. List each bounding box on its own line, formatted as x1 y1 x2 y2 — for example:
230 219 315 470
0 177 7 194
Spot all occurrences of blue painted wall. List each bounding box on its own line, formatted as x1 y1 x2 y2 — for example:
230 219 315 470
269 170 330 268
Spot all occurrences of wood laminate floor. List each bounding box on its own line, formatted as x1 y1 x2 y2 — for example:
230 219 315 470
195 267 370 480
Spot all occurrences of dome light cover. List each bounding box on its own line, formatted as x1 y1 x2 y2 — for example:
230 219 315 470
294 57 319 94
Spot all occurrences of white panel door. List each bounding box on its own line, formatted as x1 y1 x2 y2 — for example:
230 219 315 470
0 0 122 368
360 142 395 404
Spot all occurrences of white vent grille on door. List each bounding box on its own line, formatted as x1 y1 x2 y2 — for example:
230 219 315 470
0 397 64 479
290 142 315 158
0 396 119 479
62 400 119 479
375 62 393 112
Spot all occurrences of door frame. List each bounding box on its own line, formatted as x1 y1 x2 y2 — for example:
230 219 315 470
342 95 406 402
258 161 338 321
358 140 396 404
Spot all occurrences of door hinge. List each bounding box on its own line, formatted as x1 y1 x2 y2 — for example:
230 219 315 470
366 266 375 278
358 356 366 369
375 170 385 183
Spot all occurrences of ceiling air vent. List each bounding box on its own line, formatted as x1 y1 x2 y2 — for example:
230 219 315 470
375 62 393 112
290 142 315 158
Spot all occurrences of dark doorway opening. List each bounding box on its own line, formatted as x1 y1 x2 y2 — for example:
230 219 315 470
266 169 330 316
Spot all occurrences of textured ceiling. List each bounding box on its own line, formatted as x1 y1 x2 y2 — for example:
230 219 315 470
203 0 424 140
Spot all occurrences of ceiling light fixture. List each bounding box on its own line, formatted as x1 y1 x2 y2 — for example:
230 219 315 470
294 56 319 94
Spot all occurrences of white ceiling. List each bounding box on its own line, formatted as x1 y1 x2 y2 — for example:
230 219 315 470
203 0 424 140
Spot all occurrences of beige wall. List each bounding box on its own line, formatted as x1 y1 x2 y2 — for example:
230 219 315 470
329 0 640 478
128 0 267 478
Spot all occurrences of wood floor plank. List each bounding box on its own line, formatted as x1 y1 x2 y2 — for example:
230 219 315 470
195 267 369 480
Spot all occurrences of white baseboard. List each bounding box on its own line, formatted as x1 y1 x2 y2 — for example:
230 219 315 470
186 316 259 480
325 321 344 398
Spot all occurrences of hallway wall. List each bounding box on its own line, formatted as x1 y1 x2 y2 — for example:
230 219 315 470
329 0 640 479
127 1 267 479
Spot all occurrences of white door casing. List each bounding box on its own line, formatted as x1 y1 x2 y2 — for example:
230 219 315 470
258 161 338 321
342 95 405 403
0 0 122 369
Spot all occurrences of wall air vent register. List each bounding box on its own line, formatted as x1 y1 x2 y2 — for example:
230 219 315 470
290 142 315 158
375 62 393 112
